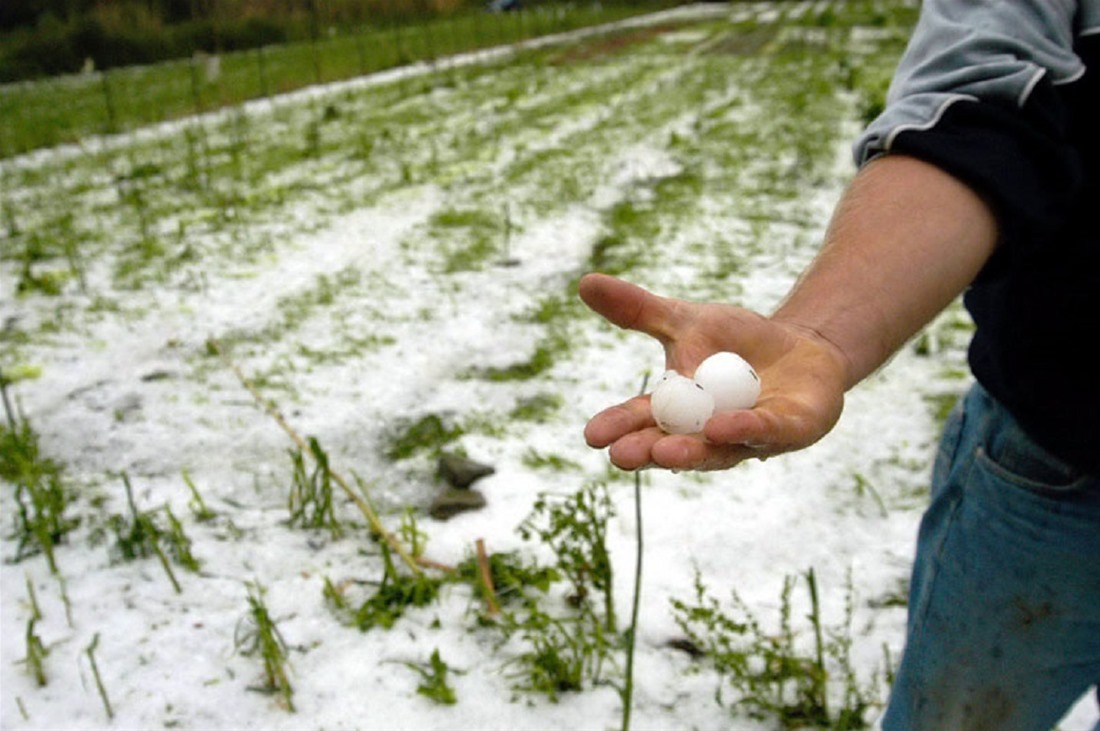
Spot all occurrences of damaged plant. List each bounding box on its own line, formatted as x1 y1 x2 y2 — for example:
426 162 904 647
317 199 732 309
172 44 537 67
323 516 443 632
237 581 295 712
671 568 879 729
287 437 343 538
104 473 200 593
1 376 78 573
485 481 622 701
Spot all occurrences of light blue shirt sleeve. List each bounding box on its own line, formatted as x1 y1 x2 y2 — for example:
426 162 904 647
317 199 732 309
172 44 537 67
853 0 1087 165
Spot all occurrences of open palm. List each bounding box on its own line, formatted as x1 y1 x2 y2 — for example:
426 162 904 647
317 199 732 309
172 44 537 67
579 273 849 471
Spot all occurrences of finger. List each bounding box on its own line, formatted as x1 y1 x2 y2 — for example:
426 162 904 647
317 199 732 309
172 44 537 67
584 395 654 448
650 434 759 471
578 273 677 342
608 430 762 472
607 428 667 470
703 396 836 453
703 408 774 448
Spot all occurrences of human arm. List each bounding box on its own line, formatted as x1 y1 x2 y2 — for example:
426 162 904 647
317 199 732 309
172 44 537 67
771 154 997 389
580 153 998 471
582 0 1085 472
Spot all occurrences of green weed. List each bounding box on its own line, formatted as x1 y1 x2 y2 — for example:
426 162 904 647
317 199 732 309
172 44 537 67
326 541 442 632
428 207 503 273
472 336 564 382
237 582 295 712
105 473 200 593
509 393 563 423
589 232 632 275
16 261 68 297
851 473 888 518
21 578 48 687
181 470 217 522
479 482 622 701
923 393 959 427
287 438 343 538
671 568 878 729
504 602 614 701
399 507 429 560
452 549 561 613
385 414 465 461
404 648 458 705
621 459 648 731
520 481 618 633
324 480 622 702
521 448 580 472
1 383 77 573
84 633 114 721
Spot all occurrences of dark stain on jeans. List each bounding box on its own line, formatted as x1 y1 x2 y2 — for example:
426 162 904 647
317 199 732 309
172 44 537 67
959 686 1014 731
1014 598 1056 629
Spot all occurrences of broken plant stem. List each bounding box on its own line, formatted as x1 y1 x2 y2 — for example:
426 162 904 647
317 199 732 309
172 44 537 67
621 468 643 731
413 556 455 572
121 473 182 593
242 581 295 712
56 573 74 628
85 633 114 721
208 338 424 576
1 367 18 431
621 371 650 731
476 538 501 617
23 576 47 687
806 567 829 722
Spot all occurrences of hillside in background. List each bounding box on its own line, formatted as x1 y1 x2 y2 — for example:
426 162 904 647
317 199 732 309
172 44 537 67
1 0 669 82
1 0 681 156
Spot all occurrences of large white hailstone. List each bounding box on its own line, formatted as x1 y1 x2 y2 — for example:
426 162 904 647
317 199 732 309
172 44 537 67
650 372 715 434
693 351 761 412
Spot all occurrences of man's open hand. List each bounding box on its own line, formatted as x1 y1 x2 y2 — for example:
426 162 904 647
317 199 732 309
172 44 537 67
579 272 849 471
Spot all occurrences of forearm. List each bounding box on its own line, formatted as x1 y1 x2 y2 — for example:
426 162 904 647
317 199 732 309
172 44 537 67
772 154 998 389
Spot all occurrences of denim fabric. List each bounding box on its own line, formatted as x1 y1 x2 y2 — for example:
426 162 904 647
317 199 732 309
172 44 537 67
882 384 1100 731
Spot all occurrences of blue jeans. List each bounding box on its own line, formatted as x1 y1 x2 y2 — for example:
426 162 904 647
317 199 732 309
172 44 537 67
882 384 1100 731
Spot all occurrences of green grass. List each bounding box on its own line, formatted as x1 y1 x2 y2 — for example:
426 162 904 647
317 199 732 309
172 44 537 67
0 3 679 159
1 388 78 574
2 2 915 307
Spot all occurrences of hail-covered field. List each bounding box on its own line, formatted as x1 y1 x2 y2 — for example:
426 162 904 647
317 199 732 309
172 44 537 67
2 2 1097 729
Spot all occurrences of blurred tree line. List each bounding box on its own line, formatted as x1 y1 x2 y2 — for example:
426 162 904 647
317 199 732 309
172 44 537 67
0 0 528 82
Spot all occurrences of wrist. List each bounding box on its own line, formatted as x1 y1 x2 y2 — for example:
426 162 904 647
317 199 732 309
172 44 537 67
769 311 863 391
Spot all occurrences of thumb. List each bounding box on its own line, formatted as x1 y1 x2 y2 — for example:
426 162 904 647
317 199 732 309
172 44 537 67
578 273 676 342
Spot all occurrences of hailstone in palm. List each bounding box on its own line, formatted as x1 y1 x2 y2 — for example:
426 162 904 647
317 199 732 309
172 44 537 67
649 353 761 435
692 351 761 412
650 371 715 434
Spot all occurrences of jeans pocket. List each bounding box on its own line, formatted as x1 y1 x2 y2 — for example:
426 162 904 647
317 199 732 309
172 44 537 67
979 425 1089 494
